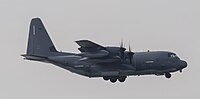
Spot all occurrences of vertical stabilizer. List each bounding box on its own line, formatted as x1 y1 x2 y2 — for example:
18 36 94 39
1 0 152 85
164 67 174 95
26 18 57 57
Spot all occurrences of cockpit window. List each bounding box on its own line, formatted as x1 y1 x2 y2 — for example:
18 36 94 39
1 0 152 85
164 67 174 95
168 53 178 58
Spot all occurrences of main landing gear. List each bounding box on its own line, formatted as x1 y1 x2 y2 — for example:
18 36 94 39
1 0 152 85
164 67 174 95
165 72 171 78
103 76 127 83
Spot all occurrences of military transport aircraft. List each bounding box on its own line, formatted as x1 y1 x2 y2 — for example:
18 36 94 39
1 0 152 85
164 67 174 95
22 18 187 83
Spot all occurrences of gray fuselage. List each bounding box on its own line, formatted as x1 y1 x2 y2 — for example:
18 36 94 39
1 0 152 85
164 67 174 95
42 51 187 78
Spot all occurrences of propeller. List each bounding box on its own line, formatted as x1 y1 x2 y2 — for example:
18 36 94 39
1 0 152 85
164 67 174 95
127 44 134 64
119 41 126 61
118 41 134 63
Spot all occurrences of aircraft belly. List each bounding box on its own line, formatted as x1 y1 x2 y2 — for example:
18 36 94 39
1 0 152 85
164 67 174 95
131 68 178 75
99 70 135 77
50 63 137 77
86 64 136 77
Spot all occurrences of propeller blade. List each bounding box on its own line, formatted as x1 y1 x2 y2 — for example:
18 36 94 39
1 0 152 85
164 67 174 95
129 44 131 52
120 40 123 48
127 43 134 64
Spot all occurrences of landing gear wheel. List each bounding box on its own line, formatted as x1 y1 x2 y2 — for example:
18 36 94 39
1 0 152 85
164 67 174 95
118 76 126 82
103 76 109 81
110 77 117 83
165 73 171 78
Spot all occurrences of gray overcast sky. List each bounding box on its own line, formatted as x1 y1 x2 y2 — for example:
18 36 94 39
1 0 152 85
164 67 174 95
0 0 199 99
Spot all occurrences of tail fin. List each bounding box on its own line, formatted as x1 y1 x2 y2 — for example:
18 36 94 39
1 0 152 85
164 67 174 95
26 18 57 57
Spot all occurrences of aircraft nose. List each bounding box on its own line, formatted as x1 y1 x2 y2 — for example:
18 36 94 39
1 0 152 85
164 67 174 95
180 60 187 68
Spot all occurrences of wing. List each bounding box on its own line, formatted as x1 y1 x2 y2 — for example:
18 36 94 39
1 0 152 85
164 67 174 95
75 40 106 52
75 40 121 64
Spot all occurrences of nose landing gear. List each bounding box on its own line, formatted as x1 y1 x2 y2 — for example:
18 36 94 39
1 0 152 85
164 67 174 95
165 72 171 78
